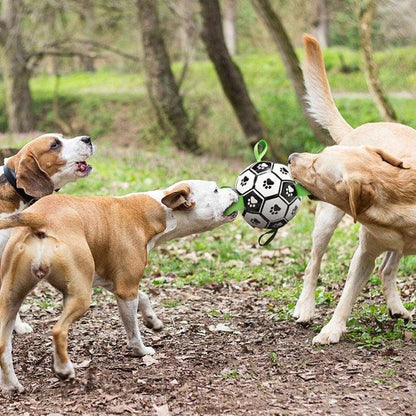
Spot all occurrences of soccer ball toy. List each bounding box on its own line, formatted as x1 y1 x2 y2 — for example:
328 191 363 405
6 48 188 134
235 160 301 229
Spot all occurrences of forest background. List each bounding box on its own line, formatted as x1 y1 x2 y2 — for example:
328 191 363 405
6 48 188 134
0 0 415 161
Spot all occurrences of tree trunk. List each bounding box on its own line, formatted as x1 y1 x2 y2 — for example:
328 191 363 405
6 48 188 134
313 0 329 48
0 0 35 133
357 0 397 122
251 0 332 146
199 0 265 148
179 0 197 62
222 0 237 56
137 0 199 153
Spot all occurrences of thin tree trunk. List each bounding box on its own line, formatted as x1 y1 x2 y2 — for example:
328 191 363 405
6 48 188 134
313 0 329 48
199 0 265 149
0 0 35 133
357 0 397 122
137 0 199 153
223 0 237 56
251 0 332 146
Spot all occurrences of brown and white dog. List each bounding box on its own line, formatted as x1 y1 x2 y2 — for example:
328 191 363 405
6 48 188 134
289 145 416 344
0 133 94 334
292 34 416 326
0 180 238 393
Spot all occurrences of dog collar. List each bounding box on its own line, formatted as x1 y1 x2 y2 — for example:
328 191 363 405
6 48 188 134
3 164 38 205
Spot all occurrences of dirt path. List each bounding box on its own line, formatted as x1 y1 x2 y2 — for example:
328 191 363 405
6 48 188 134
1 278 415 416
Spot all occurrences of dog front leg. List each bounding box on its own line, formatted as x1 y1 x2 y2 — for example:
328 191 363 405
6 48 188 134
379 252 413 320
116 295 155 357
313 239 379 345
294 203 345 323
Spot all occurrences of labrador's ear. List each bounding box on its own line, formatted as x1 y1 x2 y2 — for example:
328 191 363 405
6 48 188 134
345 176 375 222
367 147 410 169
161 184 195 210
14 154 54 198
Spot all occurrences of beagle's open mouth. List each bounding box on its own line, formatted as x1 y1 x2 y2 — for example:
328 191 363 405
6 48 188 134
76 161 93 177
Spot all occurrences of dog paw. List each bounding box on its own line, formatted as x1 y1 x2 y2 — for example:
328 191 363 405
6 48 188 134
293 300 315 324
1 382 25 396
14 322 33 335
312 323 345 345
388 307 414 322
54 360 75 380
132 345 155 357
143 316 164 332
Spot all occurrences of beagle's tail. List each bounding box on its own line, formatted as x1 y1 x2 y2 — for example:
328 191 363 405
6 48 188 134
0 212 45 231
302 34 353 144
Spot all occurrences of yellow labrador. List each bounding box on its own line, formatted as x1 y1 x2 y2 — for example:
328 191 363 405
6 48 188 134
289 144 416 344
293 34 416 328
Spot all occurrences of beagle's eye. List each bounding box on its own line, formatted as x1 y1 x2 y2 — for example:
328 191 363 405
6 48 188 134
214 187 219 193
50 139 62 150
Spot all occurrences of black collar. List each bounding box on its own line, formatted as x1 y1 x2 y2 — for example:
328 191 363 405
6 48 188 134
3 164 38 205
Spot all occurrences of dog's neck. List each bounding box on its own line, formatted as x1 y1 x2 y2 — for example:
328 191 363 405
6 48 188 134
357 167 416 229
3 165 37 205
0 166 31 214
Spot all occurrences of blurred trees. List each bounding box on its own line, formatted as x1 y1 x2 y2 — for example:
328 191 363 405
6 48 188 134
199 0 265 149
0 0 413 152
356 0 397 122
137 0 198 152
252 0 332 146
0 0 35 132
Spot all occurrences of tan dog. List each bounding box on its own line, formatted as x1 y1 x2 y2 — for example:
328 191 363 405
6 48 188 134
289 145 416 344
293 34 416 326
0 181 238 393
0 133 93 334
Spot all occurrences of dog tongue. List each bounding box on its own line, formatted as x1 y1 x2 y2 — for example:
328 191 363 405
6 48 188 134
77 161 88 172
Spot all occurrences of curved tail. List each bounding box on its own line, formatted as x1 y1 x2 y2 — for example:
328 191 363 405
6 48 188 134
0 212 45 231
302 34 353 143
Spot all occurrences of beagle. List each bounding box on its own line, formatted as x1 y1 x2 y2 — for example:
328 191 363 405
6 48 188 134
0 133 93 334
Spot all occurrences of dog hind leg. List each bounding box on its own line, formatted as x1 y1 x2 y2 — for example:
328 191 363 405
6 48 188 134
52 289 91 380
379 251 413 320
0 274 38 394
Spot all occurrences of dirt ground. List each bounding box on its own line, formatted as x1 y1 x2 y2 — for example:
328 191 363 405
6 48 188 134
1 276 416 416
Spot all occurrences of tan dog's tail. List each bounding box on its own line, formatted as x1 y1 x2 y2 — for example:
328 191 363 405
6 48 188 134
0 212 45 231
303 34 353 143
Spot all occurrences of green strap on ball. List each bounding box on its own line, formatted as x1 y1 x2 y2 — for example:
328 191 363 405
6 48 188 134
294 183 310 197
224 194 245 216
254 139 268 162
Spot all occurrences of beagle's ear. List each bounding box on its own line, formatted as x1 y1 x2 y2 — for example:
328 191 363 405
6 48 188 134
367 147 410 169
15 154 54 197
161 184 195 210
345 176 376 222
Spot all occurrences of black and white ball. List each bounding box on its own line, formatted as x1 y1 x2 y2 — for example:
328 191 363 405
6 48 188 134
235 161 301 229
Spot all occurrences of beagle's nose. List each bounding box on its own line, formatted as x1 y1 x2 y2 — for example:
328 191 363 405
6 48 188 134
81 136 91 145
288 153 299 165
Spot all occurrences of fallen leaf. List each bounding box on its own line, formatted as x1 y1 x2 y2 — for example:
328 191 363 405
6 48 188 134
153 404 170 416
